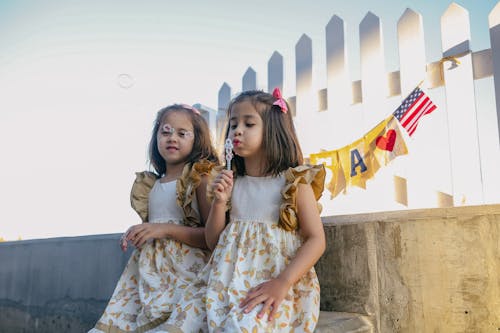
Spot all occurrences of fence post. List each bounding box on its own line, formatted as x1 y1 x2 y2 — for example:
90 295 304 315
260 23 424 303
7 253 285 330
268 51 283 93
295 34 315 154
242 67 257 91
326 15 351 112
360 12 387 127
217 82 231 147
358 11 396 213
397 8 438 208
490 2 500 145
480 2 500 204
441 3 483 205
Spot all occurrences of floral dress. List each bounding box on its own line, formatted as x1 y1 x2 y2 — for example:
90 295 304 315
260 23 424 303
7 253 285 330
162 165 325 333
89 160 214 333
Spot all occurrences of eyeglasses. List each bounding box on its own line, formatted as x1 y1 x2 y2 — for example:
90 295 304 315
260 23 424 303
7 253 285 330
160 124 194 140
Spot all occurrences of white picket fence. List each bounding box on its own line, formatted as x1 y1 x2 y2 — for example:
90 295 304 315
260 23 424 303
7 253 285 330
215 2 500 216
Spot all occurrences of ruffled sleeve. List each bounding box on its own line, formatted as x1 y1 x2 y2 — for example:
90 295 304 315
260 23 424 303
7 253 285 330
279 164 326 231
176 159 217 227
130 171 158 222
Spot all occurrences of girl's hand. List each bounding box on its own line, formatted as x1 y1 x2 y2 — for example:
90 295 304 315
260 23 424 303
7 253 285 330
210 170 233 204
239 278 291 322
123 223 168 249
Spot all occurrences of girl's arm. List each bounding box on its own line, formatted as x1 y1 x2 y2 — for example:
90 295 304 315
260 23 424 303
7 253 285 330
240 182 326 320
124 222 208 250
124 175 213 250
274 182 326 285
205 170 233 250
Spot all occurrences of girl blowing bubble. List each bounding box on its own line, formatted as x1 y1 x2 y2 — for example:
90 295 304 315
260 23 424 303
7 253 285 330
163 89 326 332
89 104 219 333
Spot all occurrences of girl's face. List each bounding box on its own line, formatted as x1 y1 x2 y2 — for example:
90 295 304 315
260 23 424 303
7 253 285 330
228 101 264 160
157 111 194 167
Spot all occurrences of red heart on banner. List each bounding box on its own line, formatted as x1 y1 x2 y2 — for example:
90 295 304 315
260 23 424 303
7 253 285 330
376 129 396 151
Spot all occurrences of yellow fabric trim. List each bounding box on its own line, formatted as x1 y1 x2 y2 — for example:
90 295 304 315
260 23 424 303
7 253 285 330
157 324 184 333
130 171 158 222
279 164 326 231
176 159 216 227
130 159 216 226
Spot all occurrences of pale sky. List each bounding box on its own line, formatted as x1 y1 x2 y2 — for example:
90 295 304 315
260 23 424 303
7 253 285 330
0 0 497 240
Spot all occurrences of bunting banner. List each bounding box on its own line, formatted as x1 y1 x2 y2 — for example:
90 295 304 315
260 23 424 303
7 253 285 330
310 115 409 199
309 83 437 199
309 81 440 198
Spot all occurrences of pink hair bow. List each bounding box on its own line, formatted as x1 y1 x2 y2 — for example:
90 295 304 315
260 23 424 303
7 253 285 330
272 87 288 113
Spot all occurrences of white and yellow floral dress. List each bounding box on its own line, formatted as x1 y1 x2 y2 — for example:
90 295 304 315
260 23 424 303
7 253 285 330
163 165 325 333
90 161 214 333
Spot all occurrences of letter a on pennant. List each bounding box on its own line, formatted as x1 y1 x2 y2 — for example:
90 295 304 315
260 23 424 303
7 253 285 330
339 138 373 189
350 149 367 177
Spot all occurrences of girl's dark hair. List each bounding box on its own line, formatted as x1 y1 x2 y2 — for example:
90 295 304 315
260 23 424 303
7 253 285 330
225 90 303 176
149 104 219 176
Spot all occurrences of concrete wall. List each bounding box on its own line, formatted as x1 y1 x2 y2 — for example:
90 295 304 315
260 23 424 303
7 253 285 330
316 204 500 332
0 234 133 332
1 205 499 332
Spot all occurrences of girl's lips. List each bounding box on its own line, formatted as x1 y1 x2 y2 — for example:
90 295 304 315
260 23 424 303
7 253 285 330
233 139 241 146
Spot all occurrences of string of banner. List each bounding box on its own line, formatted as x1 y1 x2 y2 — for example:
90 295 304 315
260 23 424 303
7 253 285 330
309 54 463 199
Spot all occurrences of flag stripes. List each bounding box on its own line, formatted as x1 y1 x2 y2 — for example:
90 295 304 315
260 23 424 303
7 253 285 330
393 87 437 136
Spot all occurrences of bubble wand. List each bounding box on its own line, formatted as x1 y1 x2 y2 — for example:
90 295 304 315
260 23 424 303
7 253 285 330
224 138 233 170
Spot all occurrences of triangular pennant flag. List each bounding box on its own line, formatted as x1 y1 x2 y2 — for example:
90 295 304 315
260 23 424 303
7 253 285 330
310 150 346 198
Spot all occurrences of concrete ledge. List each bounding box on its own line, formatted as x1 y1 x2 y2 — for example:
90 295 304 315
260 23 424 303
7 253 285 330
316 204 500 332
0 234 133 332
316 311 373 333
0 234 133 305
1 205 499 332
0 298 104 333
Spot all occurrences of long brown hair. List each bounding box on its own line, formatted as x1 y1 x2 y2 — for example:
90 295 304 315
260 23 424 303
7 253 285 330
225 90 303 176
149 105 219 176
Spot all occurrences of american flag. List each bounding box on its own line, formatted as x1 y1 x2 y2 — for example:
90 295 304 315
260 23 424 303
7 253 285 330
393 87 437 136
